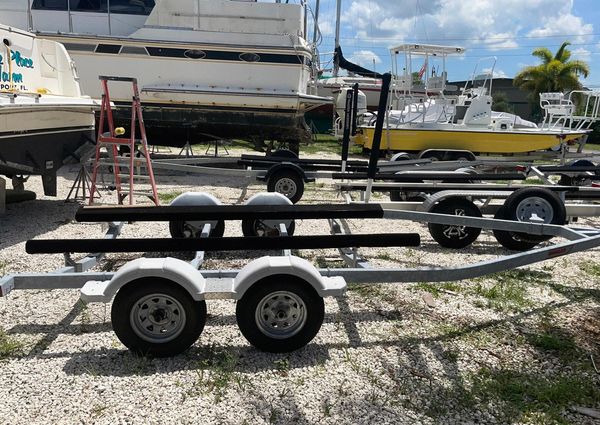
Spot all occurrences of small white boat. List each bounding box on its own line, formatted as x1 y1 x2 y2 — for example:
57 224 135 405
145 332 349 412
0 24 96 196
355 44 596 155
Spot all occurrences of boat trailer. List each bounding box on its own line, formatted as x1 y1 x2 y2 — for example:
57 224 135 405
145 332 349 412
2 195 600 357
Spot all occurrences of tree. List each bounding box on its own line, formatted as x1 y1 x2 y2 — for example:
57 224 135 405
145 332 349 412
513 41 589 118
492 91 513 113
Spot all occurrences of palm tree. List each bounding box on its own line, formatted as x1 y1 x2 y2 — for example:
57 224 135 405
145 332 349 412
514 41 589 106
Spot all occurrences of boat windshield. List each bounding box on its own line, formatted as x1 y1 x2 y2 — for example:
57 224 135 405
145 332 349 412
32 0 155 15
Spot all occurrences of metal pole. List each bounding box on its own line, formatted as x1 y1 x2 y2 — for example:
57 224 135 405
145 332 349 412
333 0 342 77
107 0 112 35
67 0 72 32
366 73 392 202
26 0 33 31
341 89 353 173
312 0 320 44
303 0 307 40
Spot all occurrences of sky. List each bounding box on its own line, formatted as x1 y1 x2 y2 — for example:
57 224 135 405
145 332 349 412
306 0 600 87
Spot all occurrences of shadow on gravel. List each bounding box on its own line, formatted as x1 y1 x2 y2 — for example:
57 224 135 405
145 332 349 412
60 343 332 377
0 199 80 249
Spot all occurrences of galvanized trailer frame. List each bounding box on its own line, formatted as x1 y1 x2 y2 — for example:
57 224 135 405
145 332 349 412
1 200 599 356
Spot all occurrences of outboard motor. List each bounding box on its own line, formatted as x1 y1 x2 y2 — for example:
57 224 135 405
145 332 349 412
334 87 367 138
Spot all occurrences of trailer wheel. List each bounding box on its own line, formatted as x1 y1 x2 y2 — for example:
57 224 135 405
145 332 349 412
267 170 304 204
111 279 207 357
169 219 225 239
502 187 566 243
492 207 539 251
270 149 298 159
235 276 324 353
558 159 598 186
428 198 482 248
241 219 295 237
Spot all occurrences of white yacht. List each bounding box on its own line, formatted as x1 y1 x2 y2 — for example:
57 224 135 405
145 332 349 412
1 0 330 149
0 23 96 196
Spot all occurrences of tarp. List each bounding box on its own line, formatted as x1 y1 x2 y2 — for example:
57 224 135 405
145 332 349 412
334 46 383 79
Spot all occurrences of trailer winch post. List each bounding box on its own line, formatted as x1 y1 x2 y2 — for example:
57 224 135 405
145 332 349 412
366 72 392 202
351 83 359 136
341 89 354 174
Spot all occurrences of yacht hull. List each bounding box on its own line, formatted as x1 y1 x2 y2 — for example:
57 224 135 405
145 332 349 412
0 125 95 196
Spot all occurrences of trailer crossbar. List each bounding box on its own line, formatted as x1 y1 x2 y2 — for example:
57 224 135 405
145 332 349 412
75 203 385 222
26 233 421 254
331 172 527 181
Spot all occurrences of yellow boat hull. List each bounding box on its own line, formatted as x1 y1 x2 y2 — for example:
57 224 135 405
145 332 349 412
355 127 586 154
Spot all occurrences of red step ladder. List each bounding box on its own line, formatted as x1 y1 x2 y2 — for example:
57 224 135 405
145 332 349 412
89 76 159 206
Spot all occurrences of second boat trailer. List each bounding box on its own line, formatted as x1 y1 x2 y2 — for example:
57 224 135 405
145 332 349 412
2 195 600 357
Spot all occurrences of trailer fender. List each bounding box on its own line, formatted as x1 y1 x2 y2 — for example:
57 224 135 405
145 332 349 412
233 256 346 299
80 257 206 303
263 162 306 182
242 192 294 233
169 191 222 228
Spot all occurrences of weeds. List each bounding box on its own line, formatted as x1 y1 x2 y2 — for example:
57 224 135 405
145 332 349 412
469 269 548 311
415 282 462 297
580 261 600 277
273 358 290 377
157 191 184 204
471 367 600 424
190 345 243 402
0 327 23 360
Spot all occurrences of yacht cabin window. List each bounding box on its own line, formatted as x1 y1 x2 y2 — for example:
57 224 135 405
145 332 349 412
32 0 155 15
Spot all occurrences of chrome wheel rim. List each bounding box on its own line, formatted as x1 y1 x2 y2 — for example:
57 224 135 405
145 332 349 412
515 197 554 223
130 293 186 343
274 178 297 198
255 291 307 339
443 207 468 239
253 220 280 237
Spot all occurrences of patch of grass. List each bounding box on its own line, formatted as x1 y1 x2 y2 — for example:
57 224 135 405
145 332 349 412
585 142 600 151
91 404 109 419
273 358 290 377
527 331 576 353
522 177 547 185
580 260 600 277
192 345 242 402
470 269 549 312
414 281 462 297
315 257 345 268
158 190 183 204
300 135 342 155
0 260 7 275
347 283 384 298
471 368 600 424
0 327 24 360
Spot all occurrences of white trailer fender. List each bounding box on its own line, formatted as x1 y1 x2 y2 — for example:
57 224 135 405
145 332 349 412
233 255 346 299
80 257 206 303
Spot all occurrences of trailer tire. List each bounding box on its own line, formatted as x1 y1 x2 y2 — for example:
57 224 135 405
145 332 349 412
241 219 296 237
267 170 304 204
169 219 225 239
270 149 298 159
428 198 482 248
558 159 598 186
492 207 539 251
235 275 324 353
111 279 207 357
502 187 566 243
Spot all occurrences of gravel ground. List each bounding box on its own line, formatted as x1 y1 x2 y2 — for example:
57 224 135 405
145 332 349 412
1 152 600 424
